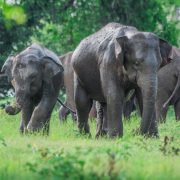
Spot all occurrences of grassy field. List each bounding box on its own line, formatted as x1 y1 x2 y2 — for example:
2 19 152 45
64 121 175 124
0 108 180 180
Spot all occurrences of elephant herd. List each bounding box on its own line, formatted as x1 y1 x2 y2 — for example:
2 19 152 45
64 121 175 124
1 23 180 138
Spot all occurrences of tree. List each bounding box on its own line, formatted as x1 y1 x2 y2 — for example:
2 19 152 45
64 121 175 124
0 0 179 68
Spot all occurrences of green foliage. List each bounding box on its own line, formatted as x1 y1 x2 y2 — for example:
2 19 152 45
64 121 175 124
0 1 26 24
2 5 26 25
98 0 179 46
30 0 102 54
26 149 85 180
0 0 179 65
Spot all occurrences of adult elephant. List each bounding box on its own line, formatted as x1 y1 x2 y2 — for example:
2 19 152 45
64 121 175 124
72 23 171 138
1 44 64 134
59 51 97 122
156 47 180 122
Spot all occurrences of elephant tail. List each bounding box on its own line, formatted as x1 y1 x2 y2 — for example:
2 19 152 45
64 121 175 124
57 98 76 114
163 74 180 109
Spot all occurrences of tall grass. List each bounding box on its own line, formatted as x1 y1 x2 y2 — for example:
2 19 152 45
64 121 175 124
0 108 179 179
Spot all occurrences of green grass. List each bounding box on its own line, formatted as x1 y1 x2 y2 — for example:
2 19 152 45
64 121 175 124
0 108 180 180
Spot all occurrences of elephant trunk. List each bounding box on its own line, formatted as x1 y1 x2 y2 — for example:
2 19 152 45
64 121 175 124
15 85 30 108
137 73 157 135
16 92 27 108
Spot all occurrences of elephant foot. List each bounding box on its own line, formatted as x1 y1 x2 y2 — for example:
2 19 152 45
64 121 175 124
95 129 107 139
132 127 159 138
108 130 123 139
78 122 90 135
19 128 24 134
27 122 43 133
147 129 159 138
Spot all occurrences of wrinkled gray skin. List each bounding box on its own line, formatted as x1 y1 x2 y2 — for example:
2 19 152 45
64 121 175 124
156 47 180 122
2 44 64 134
58 52 97 122
72 23 171 138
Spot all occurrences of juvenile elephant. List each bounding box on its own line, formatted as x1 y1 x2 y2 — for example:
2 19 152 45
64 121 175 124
156 47 180 122
72 23 171 138
2 44 64 134
58 51 97 122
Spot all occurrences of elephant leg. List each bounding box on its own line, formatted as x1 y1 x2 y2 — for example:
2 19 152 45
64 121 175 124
147 108 158 136
106 89 124 137
71 112 77 121
20 100 35 134
156 99 168 123
96 102 105 138
96 102 108 138
158 107 168 123
174 100 180 121
102 104 108 134
102 79 124 138
27 96 57 135
123 99 134 120
74 79 92 134
59 104 70 122
19 119 24 134
27 74 61 135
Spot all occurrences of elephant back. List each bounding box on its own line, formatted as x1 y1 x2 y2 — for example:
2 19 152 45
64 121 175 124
18 43 63 67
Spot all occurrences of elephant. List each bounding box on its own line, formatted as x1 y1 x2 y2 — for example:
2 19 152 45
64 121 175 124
72 22 172 138
156 46 180 122
58 51 97 122
1 44 64 134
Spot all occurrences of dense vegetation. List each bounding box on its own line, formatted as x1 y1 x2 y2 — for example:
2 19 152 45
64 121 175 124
0 0 179 67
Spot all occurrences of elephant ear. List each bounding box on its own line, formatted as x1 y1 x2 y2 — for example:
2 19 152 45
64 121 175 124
159 38 172 67
115 35 127 65
1 55 15 82
41 47 64 82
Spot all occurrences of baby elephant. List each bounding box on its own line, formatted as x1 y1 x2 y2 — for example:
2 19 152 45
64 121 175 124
156 46 180 122
2 44 64 134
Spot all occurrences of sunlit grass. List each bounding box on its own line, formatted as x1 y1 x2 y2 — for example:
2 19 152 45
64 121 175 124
0 108 180 179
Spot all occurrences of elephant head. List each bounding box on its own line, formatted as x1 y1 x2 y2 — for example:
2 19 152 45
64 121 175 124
159 38 172 67
113 27 171 135
2 44 64 108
